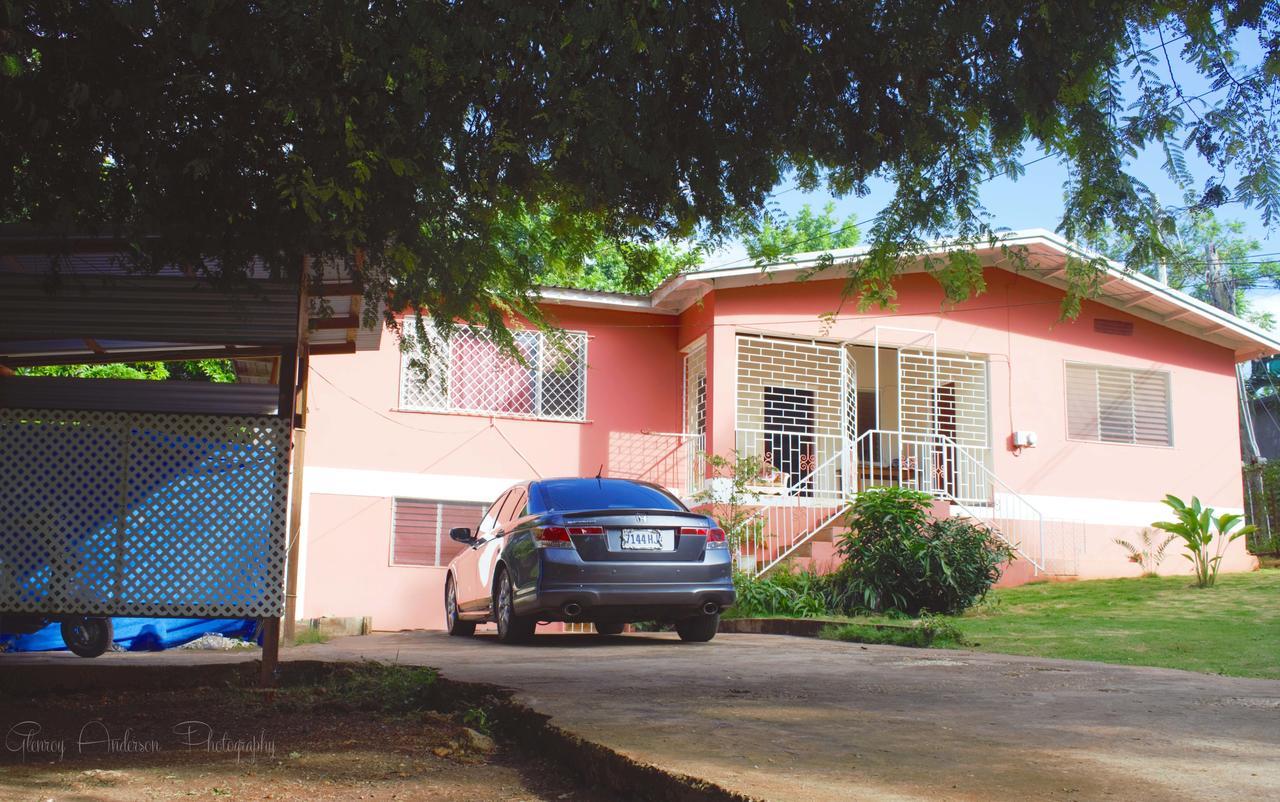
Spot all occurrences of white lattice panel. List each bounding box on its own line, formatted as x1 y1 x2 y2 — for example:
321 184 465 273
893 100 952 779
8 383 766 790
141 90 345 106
0 408 290 618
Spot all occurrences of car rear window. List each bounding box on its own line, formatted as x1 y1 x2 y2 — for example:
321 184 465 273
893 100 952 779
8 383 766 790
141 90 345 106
531 479 685 513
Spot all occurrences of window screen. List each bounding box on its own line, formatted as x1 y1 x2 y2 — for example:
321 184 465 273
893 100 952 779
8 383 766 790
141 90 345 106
1065 363 1172 446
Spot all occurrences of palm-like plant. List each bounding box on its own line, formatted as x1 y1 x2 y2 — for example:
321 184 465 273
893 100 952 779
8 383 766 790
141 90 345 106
1152 495 1256 588
1113 529 1176 577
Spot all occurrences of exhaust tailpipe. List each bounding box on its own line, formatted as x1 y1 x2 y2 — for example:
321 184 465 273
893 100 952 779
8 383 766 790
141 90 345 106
563 602 582 618
702 602 720 616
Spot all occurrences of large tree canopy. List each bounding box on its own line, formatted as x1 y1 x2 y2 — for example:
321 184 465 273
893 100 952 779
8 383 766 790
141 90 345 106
2 2 1279 346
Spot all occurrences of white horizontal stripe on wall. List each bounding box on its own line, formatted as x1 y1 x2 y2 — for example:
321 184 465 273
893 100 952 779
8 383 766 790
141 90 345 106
304 467 519 503
955 493 1243 527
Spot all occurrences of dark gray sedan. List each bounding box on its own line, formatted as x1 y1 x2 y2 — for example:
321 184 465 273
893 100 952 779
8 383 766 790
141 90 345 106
443 478 735 643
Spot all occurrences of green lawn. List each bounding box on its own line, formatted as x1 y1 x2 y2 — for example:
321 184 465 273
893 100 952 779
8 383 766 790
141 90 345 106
940 569 1280 679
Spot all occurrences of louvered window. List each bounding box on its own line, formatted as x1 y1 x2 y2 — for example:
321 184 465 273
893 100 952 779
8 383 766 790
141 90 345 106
391 499 486 567
399 325 588 421
1065 363 1172 446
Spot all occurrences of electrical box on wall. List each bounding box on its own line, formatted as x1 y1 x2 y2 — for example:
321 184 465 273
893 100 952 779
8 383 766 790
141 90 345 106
1012 431 1038 448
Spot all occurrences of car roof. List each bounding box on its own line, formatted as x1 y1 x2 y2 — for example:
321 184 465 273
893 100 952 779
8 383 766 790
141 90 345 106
534 477 665 489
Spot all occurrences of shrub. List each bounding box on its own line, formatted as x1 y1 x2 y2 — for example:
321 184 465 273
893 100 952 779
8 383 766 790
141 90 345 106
729 566 830 618
828 487 1014 615
693 452 766 555
1153 494 1256 588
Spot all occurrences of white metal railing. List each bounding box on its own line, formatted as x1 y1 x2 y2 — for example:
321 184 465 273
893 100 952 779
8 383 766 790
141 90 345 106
852 429 991 504
724 427 1056 578
635 432 706 500
729 449 849 577
734 428 845 500
853 428 1046 573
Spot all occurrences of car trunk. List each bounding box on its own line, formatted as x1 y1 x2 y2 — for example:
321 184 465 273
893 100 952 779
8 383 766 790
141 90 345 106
557 509 713 562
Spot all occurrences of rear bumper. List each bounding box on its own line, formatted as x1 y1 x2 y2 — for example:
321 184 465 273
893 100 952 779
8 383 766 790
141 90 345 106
515 548 736 622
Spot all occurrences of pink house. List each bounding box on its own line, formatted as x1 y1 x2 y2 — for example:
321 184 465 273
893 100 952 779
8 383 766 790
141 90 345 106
297 230 1278 631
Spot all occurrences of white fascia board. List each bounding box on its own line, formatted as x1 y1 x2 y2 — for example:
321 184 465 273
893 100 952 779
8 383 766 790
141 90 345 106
1003 229 1280 357
537 286 670 315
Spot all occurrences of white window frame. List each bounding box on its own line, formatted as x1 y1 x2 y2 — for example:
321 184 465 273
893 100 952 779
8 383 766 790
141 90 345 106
1063 361 1174 448
398 324 589 422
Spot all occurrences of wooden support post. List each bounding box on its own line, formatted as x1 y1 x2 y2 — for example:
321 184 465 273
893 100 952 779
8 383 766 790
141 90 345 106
280 266 311 649
260 616 280 686
277 345 299 422
282 427 306 644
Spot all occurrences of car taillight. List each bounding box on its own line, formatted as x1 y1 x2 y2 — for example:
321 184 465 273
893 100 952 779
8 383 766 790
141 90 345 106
533 525 604 547
680 526 728 548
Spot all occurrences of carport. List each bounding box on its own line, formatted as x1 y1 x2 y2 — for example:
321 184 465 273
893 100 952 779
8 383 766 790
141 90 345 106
0 229 380 680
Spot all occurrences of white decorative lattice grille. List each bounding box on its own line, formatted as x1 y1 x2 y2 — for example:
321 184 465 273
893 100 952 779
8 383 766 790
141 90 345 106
898 349 990 448
0 408 290 618
735 334 844 438
734 334 845 496
400 326 587 421
683 343 707 436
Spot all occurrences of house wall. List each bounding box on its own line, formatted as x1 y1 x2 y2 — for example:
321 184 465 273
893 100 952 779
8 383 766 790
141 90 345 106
705 268 1255 579
298 304 684 629
297 267 1259 631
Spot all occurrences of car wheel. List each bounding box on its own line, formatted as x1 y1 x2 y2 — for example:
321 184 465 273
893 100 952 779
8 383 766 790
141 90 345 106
60 616 113 658
445 576 475 637
675 613 719 643
594 622 624 636
494 569 535 644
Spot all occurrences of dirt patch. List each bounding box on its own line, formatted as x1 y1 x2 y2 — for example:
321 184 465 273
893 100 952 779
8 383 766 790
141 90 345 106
0 664 596 802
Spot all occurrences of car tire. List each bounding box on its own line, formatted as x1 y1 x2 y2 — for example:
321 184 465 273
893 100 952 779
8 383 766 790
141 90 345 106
445 576 475 637
594 622 624 636
60 616 113 658
494 569 535 644
675 614 719 643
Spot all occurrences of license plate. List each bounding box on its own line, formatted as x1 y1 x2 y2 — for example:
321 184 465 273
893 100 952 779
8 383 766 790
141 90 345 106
620 528 665 550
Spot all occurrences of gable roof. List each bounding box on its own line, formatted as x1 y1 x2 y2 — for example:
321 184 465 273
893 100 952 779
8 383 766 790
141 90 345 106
541 228 1280 362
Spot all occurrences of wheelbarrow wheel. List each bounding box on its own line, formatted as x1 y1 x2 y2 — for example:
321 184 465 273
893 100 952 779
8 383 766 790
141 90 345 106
60 616 113 658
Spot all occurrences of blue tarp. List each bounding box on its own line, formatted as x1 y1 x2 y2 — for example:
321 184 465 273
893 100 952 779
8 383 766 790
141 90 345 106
0 617 257 653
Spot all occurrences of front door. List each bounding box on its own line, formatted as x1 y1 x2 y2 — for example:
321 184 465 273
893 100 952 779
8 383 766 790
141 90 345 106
764 387 816 497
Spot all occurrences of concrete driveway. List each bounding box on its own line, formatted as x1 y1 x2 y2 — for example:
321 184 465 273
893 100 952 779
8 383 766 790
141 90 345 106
289 631 1278 801
4 631 1278 801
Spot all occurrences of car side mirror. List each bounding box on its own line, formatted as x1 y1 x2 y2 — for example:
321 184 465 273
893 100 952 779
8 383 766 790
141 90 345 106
449 527 475 544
